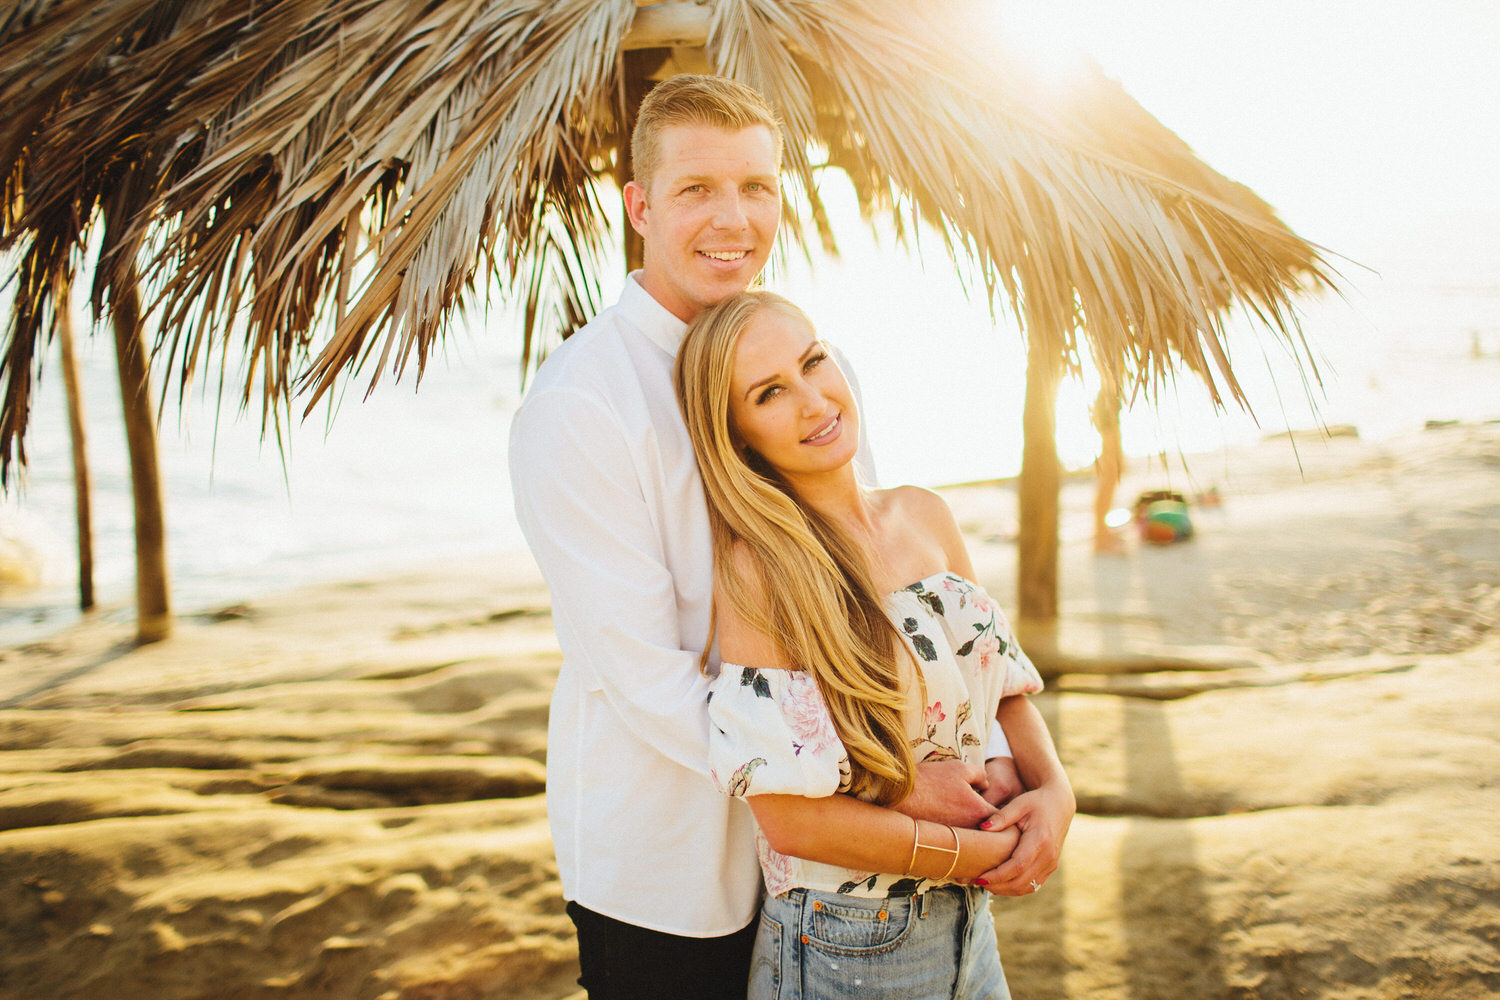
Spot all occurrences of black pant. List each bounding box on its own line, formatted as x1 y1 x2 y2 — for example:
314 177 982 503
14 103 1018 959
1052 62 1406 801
567 900 757 999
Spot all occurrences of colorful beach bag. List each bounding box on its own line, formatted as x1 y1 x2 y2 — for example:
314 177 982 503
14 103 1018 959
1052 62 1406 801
1134 490 1194 544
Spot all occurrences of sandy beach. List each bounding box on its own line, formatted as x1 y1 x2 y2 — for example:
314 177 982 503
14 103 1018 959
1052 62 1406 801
1 421 1496 1000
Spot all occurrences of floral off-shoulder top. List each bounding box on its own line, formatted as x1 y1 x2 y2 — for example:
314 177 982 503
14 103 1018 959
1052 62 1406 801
707 571 1044 899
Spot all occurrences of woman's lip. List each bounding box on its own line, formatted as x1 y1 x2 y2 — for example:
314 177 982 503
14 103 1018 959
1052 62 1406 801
802 413 842 444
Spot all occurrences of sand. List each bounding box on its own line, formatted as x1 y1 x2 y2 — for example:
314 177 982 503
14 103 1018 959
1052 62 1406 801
1 422 1497 999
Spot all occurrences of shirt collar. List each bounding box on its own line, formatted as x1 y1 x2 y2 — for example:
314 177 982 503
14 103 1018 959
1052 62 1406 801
620 272 689 357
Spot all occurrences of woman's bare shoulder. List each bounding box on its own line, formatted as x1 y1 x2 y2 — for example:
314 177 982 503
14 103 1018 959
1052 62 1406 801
880 484 961 536
879 485 974 579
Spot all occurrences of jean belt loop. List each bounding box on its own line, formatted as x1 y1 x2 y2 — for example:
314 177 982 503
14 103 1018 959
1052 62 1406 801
918 889 931 920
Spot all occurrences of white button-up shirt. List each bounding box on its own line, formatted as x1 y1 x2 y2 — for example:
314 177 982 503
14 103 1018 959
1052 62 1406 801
508 276 758 935
508 275 1007 936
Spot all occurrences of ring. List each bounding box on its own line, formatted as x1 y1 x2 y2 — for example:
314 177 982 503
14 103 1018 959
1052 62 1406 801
1029 880 1040 893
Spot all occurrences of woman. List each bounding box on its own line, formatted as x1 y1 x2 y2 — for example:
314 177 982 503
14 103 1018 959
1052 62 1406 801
673 290 1069 999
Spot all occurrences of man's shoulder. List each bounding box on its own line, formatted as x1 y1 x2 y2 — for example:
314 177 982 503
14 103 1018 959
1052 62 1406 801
525 308 626 395
511 302 664 445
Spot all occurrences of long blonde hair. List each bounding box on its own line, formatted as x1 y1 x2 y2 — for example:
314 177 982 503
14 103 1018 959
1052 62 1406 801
675 291 915 805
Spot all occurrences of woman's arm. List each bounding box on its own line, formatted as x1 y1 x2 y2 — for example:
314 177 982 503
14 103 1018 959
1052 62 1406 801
976 694 1075 894
905 486 1076 892
748 792 1021 883
713 544 1008 873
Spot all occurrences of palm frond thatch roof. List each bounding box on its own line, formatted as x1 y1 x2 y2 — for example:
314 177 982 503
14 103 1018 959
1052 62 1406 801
0 0 1333 482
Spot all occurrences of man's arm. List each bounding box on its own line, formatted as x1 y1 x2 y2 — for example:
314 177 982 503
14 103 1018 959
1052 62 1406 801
975 694 1075 894
892 759 999 828
749 791 1021 882
509 388 714 773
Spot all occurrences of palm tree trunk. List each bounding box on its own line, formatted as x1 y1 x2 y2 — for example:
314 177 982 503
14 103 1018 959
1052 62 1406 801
56 270 95 611
110 261 172 643
1017 336 1062 623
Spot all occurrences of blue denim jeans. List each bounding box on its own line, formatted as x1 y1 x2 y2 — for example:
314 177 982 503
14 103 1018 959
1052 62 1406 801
749 884 1011 1000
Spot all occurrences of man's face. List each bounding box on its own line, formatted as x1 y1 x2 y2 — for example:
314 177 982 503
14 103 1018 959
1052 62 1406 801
624 123 781 322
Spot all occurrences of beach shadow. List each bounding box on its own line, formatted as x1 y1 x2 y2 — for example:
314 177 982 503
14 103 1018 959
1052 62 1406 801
1083 536 1234 996
991 693 1072 1000
1121 697 1229 999
0 640 135 709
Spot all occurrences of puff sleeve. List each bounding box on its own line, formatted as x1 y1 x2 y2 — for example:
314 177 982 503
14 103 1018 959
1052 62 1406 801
707 665 850 799
1001 640 1045 698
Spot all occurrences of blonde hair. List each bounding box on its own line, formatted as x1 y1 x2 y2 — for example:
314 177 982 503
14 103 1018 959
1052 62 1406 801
631 75 784 192
675 291 915 805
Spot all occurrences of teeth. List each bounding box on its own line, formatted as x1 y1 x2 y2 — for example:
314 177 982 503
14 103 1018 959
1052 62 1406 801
805 415 838 442
702 250 747 261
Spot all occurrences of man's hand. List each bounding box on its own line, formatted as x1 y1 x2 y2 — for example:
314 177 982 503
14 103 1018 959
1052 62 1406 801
981 755 1025 809
894 759 995 829
971 777 1075 895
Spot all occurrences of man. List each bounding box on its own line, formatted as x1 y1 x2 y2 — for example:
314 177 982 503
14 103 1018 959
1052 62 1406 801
509 75 1072 999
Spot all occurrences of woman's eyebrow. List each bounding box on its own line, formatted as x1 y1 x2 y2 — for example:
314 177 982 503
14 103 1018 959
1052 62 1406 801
743 341 819 399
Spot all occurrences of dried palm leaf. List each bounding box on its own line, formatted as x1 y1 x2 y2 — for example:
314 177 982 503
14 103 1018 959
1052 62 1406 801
0 0 1334 485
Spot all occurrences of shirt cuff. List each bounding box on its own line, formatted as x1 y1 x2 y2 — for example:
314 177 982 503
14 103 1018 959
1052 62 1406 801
984 720 1012 760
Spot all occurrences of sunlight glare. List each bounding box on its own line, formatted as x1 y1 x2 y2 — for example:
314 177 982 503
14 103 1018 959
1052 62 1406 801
1053 375 1099 471
986 0 1090 91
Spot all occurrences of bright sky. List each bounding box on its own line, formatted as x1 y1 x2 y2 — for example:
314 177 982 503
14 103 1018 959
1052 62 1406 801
776 0 1500 484
1004 0 1500 264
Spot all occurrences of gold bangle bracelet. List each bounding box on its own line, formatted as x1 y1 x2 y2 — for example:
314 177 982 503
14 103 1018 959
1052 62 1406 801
914 821 960 880
905 816 920 876
939 825 961 882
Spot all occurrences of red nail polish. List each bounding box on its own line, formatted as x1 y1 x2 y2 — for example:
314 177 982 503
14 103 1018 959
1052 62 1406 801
974 878 988 886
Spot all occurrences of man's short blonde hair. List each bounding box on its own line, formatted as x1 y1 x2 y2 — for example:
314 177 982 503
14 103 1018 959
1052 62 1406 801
631 75 784 191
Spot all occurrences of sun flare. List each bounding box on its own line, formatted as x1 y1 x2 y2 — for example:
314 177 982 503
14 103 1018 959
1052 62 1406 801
984 0 1091 91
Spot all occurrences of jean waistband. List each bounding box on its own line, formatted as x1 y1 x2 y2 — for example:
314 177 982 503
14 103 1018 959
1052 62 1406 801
786 882 976 903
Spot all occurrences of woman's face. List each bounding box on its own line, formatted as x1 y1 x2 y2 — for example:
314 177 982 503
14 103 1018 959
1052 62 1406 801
727 308 859 481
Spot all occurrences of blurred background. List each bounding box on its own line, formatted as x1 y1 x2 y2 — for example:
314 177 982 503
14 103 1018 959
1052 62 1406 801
3 0 1496 640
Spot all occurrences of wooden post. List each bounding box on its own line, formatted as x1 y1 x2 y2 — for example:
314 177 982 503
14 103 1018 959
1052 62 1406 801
1017 335 1062 624
56 269 95 610
618 50 658 273
110 260 172 643
622 1 711 50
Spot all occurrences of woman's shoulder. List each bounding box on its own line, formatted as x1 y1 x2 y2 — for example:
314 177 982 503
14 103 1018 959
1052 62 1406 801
875 485 963 541
874 485 974 581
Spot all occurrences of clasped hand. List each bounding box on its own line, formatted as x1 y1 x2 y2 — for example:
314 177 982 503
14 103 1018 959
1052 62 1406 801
898 757 1073 896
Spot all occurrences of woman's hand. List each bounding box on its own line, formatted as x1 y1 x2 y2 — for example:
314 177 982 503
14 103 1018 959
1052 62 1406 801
947 824 1021 884
970 777 1075 895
